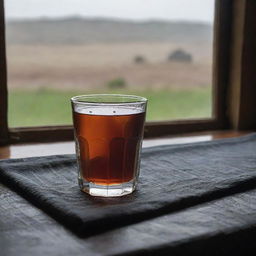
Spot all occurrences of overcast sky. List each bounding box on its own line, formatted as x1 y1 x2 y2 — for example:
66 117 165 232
5 0 214 23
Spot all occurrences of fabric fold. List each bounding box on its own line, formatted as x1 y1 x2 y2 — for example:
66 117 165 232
0 134 256 237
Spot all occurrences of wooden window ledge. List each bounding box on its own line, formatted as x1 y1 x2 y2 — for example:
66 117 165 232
0 130 252 160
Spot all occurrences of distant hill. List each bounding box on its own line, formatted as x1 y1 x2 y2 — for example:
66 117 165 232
6 17 213 45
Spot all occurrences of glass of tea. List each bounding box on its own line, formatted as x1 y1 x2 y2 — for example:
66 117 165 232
71 94 147 197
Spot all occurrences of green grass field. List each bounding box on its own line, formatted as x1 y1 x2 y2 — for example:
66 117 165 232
8 88 212 127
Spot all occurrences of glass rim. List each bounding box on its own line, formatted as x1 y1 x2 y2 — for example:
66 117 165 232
71 94 147 105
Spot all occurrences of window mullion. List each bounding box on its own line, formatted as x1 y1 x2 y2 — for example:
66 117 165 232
0 0 9 145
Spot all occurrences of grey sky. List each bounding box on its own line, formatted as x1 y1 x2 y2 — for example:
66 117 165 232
5 0 214 23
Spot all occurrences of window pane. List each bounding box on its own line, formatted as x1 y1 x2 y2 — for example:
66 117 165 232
5 0 214 127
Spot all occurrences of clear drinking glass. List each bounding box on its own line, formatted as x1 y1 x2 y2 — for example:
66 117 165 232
71 94 147 197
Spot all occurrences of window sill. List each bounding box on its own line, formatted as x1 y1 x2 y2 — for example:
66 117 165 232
0 130 252 160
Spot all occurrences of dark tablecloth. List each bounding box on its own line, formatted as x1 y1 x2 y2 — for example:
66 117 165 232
1 134 256 239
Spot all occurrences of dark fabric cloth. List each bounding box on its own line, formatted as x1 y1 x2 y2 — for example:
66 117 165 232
0 134 256 237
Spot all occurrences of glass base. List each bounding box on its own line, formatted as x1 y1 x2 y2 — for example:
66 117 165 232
78 178 136 197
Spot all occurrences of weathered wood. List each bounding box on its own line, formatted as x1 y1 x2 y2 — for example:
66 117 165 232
0 0 8 145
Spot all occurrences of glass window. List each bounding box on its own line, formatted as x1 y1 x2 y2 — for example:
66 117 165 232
5 0 215 127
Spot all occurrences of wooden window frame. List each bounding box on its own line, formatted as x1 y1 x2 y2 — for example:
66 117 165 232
1 0 254 145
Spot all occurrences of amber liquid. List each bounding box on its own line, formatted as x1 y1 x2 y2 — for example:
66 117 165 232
73 108 145 185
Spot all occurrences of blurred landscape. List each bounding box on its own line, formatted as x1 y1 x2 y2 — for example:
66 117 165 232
6 17 213 126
